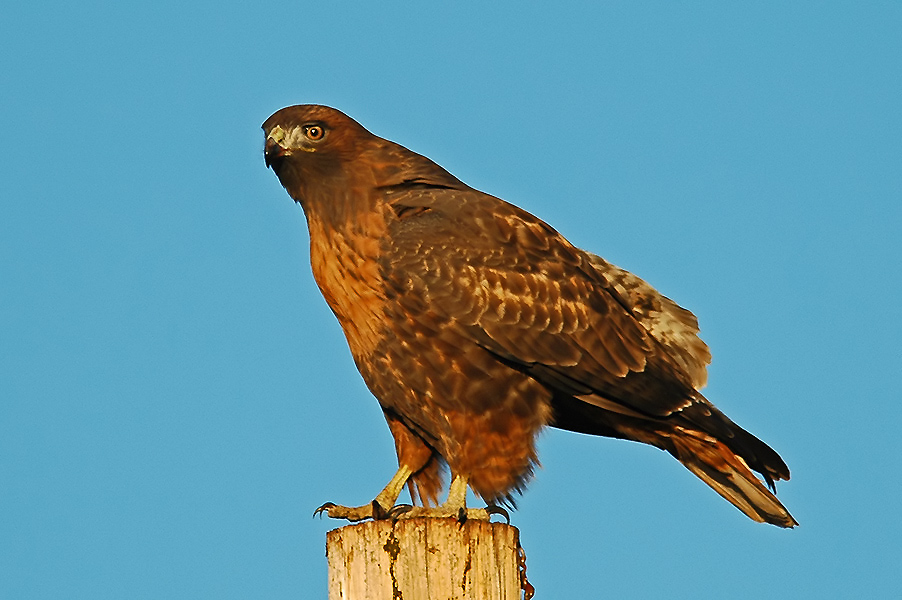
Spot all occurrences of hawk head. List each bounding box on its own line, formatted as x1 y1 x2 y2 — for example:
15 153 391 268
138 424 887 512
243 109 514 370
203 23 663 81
262 105 376 205
263 105 373 169
263 105 465 214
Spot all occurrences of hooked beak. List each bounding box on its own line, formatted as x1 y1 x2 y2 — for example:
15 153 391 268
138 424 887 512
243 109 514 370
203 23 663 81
264 136 289 171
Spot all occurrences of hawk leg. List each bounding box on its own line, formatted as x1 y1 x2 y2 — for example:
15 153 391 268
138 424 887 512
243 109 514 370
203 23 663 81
391 474 509 522
314 464 413 521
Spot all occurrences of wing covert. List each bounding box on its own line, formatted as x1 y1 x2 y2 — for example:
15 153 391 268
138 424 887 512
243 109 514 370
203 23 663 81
381 188 701 417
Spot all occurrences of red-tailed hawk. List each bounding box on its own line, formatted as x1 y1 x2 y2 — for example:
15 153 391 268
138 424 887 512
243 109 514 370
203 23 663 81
262 105 796 527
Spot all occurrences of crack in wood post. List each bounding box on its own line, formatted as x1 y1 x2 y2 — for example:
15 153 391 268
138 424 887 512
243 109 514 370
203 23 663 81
382 526 403 599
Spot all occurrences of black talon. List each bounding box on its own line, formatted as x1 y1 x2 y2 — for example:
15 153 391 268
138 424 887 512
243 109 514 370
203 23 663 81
486 504 510 524
385 504 413 520
314 502 336 518
371 500 391 520
457 507 468 527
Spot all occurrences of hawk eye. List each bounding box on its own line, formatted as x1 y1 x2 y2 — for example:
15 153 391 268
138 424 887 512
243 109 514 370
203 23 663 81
304 125 325 141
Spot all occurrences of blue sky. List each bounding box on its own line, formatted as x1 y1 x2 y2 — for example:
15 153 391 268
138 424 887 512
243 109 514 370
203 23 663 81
2 2 900 598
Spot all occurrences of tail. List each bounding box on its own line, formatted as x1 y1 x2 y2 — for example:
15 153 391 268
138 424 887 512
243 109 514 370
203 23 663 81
670 428 798 528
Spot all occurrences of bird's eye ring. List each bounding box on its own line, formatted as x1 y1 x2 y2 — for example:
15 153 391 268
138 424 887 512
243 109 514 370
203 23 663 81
305 125 325 141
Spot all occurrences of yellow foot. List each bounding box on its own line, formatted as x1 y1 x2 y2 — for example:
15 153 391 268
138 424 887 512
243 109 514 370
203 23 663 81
312 472 510 524
313 500 392 522
314 464 414 522
390 504 509 523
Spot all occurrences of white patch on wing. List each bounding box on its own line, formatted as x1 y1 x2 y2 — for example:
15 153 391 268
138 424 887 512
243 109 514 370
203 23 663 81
585 253 711 389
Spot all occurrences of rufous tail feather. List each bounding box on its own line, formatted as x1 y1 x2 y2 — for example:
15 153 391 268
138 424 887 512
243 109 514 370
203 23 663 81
670 428 798 528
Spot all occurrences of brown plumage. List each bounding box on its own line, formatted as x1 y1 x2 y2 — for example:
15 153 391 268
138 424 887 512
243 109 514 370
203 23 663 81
262 105 797 527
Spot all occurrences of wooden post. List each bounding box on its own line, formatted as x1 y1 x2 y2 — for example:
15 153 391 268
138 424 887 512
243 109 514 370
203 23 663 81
326 518 532 600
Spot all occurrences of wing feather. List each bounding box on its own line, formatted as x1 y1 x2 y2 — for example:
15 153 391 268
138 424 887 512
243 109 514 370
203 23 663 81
383 188 704 418
585 253 711 389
